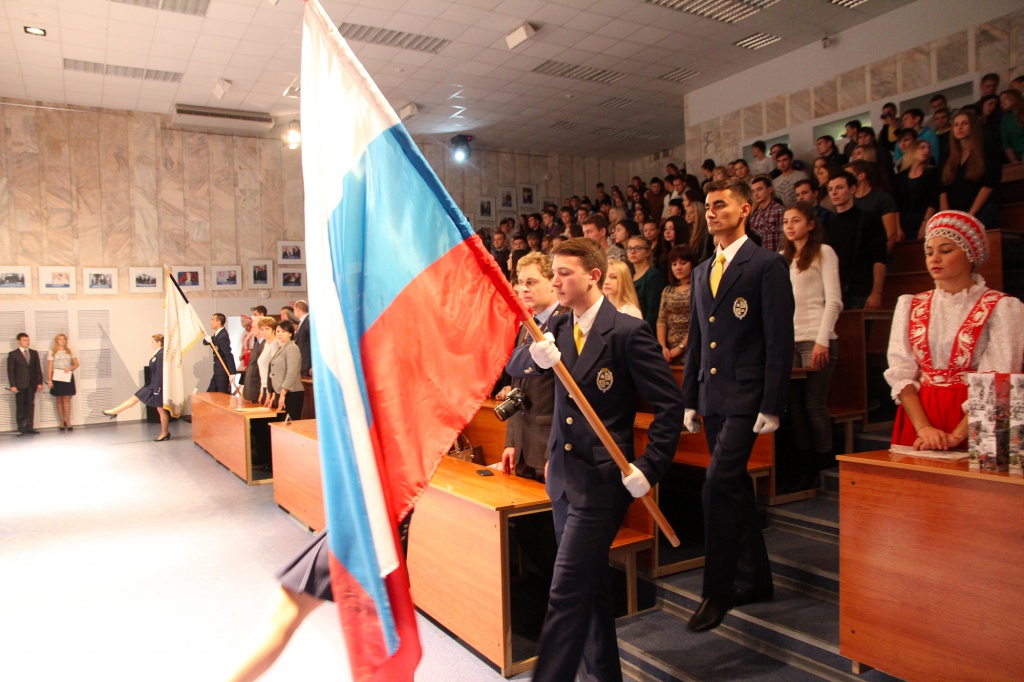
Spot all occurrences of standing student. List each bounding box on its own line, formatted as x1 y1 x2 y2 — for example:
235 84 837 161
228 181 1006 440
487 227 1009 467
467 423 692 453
507 237 684 682
293 300 311 377
7 333 43 435
682 179 795 632
102 334 170 442
46 333 79 431
782 203 843 491
203 313 236 394
657 245 696 365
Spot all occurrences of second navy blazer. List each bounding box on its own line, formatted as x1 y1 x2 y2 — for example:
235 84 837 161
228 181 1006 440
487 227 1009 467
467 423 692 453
507 298 684 508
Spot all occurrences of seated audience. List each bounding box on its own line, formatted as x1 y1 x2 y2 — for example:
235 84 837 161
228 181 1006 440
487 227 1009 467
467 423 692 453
885 212 1024 450
657 245 695 365
782 202 843 490
940 109 1002 228
602 258 643 319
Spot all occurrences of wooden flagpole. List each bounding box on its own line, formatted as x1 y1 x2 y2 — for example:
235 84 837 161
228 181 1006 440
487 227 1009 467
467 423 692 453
520 315 681 548
163 265 240 397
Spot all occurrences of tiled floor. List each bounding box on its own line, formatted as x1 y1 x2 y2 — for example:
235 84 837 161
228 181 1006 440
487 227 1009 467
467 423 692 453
0 421 526 681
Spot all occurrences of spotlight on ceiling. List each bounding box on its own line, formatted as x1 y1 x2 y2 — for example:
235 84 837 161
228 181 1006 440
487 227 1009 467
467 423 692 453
284 121 301 150
399 102 420 121
505 22 536 51
450 134 472 163
213 78 232 100
24 26 47 37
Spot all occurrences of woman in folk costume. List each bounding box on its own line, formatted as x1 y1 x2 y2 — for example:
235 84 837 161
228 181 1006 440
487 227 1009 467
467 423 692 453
885 211 1024 451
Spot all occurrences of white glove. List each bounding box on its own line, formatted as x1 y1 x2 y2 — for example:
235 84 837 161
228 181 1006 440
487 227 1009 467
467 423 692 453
529 332 561 369
621 463 651 498
683 409 700 433
753 413 780 434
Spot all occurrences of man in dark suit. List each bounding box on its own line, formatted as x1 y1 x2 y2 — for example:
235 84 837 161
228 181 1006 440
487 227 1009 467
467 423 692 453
682 178 795 632
203 313 236 394
507 238 684 682
7 333 43 435
501 252 565 482
293 300 311 377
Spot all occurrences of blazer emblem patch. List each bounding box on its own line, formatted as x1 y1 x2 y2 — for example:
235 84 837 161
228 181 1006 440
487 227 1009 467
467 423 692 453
596 367 614 393
732 297 749 320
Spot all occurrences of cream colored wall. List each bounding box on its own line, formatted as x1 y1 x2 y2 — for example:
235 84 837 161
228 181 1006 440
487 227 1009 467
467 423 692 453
683 8 1024 171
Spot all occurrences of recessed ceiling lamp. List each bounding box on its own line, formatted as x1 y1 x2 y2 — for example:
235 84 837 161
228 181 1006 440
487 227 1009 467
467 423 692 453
24 26 47 37
284 121 301 150
734 32 781 50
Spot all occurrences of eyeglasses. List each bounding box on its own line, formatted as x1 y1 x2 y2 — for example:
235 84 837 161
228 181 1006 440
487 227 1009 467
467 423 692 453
625 246 649 252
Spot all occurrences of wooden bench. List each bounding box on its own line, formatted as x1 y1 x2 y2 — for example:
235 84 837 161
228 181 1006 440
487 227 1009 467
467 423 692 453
609 528 655 615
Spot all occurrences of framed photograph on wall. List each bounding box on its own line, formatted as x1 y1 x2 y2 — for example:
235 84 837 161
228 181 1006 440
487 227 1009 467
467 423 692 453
83 267 118 295
476 197 495 221
39 266 77 294
498 186 516 210
518 184 537 209
278 266 306 292
210 265 242 291
172 265 204 292
128 267 163 294
277 240 305 265
0 265 32 295
248 259 273 289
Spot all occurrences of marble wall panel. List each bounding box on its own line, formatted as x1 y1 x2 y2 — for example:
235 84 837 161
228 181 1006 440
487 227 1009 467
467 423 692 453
934 31 969 82
582 157 599 198
571 155 586 198
812 80 838 119
742 104 763 139
530 155 548 199
685 123 701 172
41 109 73 265
496 150 515 186
700 119 722 162
99 111 132 268
898 47 932 94
208 135 236 265
281 146 304 240
869 57 898 102
158 129 186 266
1010 10 1024 71
130 114 159 266
839 67 868 111
720 111 741 158
765 95 786 136
228 138 261 264
183 132 211 264
976 21 1010 76
70 112 102 267
785 89 809 127
8 106 42 264
259 140 285 258
0 105 10 262
443 153 465 209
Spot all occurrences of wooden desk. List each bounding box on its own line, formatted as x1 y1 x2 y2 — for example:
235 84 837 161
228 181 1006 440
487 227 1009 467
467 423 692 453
837 450 1024 681
191 392 278 485
270 420 324 531
300 377 316 420
407 456 551 677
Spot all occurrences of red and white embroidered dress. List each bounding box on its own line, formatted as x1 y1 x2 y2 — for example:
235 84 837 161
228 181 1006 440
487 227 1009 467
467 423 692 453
886 276 1024 447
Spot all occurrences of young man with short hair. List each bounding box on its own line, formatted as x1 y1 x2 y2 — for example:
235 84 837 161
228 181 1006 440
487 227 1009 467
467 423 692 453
491 230 511 279
825 171 888 310
748 176 784 253
645 177 669 222
894 108 938 164
844 160 901 250
771 149 808 205
293 300 311 377
748 141 775 176
794 178 834 228
932 107 952 167
506 237 683 681
582 213 625 261
682 179 795 632
878 102 899 152
842 120 862 159
203 313 236 394
8 333 43 435
816 135 844 166
732 159 751 181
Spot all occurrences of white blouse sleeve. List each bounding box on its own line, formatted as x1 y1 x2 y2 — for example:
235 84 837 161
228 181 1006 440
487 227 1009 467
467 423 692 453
884 294 920 403
976 295 1024 374
815 246 844 347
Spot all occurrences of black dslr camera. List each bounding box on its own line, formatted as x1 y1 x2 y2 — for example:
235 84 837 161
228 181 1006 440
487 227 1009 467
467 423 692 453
493 388 526 422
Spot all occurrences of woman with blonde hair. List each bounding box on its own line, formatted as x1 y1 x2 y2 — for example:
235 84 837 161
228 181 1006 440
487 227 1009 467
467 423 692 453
602 258 642 319
686 200 714 265
102 334 170 442
47 333 79 430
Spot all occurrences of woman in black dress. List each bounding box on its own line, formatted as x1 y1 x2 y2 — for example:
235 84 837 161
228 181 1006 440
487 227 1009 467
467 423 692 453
940 109 1002 228
102 334 170 442
46 333 79 431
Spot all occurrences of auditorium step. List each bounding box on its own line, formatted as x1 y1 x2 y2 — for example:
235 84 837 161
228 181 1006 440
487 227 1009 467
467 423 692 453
617 496 905 681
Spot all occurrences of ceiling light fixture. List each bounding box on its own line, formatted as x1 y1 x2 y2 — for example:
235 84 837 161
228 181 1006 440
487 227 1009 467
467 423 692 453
24 26 47 37
212 78 232 100
505 22 536 51
450 134 472 163
399 103 419 120
284 121 301 150
734 32 781 50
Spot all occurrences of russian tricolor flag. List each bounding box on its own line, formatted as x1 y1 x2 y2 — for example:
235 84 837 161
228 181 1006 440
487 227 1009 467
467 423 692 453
300 2 521 679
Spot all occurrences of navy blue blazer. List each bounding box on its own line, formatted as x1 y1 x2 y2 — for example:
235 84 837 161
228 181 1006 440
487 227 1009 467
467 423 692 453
682 238 794 418
507 298 684 508
204 328 236 376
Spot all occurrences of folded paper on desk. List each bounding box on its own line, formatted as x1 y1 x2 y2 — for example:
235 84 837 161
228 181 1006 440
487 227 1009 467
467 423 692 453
889 445 970 461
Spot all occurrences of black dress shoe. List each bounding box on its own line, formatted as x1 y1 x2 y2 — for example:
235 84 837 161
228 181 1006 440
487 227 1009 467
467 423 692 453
59 426 66 431
155 433 171 442
26 428 40 435
102 410 116 419
687 596 731 632
731 588 774 608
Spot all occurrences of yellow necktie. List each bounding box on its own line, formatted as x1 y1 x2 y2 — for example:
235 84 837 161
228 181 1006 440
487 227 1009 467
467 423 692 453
573 322 584 353
710 253 726 298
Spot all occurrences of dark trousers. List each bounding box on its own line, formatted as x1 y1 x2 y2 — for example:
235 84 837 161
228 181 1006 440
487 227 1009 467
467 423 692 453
270 390 304 422
532 489 630 682
701 414 772 598
14 387 36 431
207 372 231 394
